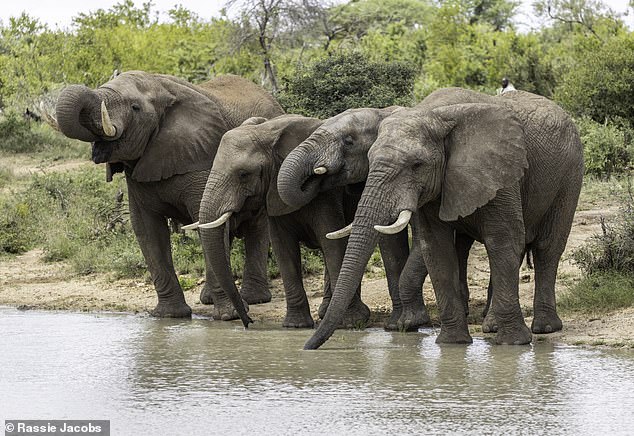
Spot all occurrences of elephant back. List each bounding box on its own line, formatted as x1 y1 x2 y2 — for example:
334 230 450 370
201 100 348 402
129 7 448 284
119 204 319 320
197 75 284 128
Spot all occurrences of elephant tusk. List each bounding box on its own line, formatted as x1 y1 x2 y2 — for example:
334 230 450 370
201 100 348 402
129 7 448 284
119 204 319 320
198 212 232 229
374 210 412 235
101 101 117 137
326 223 352 239
314 166 327 175
181 221 200 231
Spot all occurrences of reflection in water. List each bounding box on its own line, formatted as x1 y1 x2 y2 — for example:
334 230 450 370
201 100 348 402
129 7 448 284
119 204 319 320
1 307 633 435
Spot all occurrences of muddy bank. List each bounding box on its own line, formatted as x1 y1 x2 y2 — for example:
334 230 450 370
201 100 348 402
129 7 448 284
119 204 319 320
1 205 633 348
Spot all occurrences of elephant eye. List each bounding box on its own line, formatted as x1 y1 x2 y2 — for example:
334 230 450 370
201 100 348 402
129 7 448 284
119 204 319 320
238 170 250 180
343 136 354 146
131 103 141 112
412 161 424 170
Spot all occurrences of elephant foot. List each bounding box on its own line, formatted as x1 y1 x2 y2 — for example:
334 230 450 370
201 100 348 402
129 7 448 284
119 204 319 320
240 286 272 305
199 286 215 305
283 308 314 328
149 300 192 318
338 299 371 329
436 324 473 344
212 296 250 321
482 311 498 333
396 304 432 332
531 311 563 334
495 321 532 345
317 297 331 319
384 307 402 331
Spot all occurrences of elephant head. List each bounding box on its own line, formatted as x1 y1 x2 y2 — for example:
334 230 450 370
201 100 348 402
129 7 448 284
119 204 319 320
304 88 529 349
277 106 401 209
56 71 227 182
195 115 324 320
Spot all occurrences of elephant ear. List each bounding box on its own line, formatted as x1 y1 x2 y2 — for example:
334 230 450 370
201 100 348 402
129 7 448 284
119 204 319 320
266 116 324 216
433 103 528 222
131 76 228 182
241 116 268 126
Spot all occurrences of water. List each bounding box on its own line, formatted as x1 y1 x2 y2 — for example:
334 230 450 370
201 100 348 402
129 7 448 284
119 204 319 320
1 307 633 435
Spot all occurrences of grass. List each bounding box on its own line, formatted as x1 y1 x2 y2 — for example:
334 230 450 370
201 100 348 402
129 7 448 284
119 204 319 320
559 271 634 313
577 176 630 211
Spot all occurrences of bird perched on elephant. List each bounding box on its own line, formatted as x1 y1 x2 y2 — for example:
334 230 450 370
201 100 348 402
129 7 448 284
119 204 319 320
55 71 284 325
303 87 583 349
186 114 372 328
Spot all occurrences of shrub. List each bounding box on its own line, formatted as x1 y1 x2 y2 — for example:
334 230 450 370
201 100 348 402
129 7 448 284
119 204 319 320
576 117 633 178
278 52 416 118
572 186 634 276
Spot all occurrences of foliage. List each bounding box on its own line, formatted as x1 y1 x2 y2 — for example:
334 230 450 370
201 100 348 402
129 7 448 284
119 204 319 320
0 111 77 154
576 117 633 178
559 271 634 313
555 33 634 126
572 186 634 275
278 52 416 118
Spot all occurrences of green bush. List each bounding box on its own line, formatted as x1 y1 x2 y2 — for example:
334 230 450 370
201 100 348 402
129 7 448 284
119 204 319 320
278 52 416 118
572 187 634 276
576 117 633 178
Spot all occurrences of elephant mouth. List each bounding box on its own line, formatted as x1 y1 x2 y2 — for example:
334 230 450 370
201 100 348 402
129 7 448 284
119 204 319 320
91 140 115 164
300 173 325 195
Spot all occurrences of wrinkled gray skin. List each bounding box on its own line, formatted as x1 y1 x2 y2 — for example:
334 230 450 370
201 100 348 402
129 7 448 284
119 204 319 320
197 115 370 328
304 88 584 349
277 107 433 330
55 71 284 325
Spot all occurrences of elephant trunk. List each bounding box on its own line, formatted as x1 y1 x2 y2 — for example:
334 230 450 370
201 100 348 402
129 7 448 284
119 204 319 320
304 180 388 350
277 145 320 209
198 172 252 328
56 85 103 142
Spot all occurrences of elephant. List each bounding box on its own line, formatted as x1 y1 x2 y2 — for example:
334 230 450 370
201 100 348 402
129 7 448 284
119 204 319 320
186 114 371 328
277 106 435 330
55 71 284 325
303 87 584 349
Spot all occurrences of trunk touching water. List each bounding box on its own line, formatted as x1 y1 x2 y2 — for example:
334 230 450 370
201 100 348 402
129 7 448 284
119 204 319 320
304 189 388 350
199 225 252 328
198 173 252 328
56 85 103 142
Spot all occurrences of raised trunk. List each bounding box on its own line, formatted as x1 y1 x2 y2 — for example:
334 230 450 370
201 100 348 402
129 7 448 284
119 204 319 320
198 173 252 327
277 146 320 209
56 85 102 142
304 187 388 349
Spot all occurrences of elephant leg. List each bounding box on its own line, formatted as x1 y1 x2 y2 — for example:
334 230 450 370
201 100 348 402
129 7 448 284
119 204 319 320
379 229 413 331
417 209 472 343
455 233 474 317
128 191 191 318
395 218 431 331
481 212 532 344
269 219 313 328
318 264 331 319
481 280 496 332
530 199 576 333
240 213 272 305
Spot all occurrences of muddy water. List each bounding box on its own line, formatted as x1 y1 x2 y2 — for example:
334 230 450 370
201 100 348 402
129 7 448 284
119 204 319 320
1 307 633 435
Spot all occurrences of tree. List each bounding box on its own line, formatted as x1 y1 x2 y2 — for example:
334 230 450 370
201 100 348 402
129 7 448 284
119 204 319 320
278 52 416 118
555 33 634 126
227 0 314 93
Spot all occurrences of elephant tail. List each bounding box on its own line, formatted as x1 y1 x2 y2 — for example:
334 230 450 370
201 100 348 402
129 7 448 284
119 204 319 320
524 245 534 270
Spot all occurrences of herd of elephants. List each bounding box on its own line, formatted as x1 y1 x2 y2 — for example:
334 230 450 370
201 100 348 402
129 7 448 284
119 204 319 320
54 71 583 350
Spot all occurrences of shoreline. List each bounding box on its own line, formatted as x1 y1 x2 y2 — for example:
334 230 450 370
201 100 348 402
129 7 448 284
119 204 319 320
1 249 632 349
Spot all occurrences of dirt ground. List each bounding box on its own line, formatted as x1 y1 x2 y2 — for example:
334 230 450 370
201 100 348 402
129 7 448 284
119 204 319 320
1 157 633 348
